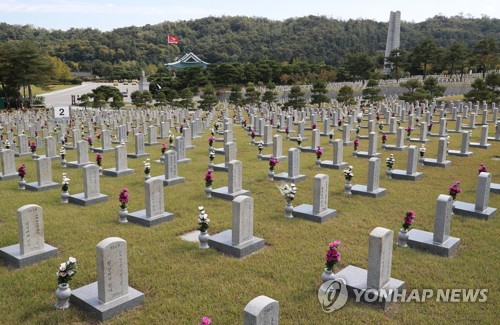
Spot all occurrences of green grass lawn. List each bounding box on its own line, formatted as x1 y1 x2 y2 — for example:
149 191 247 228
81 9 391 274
0 110 498 324
29 85 78 96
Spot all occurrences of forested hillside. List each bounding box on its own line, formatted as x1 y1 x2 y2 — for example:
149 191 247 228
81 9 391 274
0 15 498 68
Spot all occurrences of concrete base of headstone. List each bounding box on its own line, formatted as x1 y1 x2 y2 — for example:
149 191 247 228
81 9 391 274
469 142 491 149
351 185 387 198
211 186 250 201
185 145 196 150
428 132 448 138
68 193 109 206
272 172 307 183
355 151 381 158
288 136 308 142
409 138 428 143
335 265 405 309
25 181 60 191
127 153 150 159
261 154 287 162
0 172 18 180
214 137 224 143
319 160 348 170
262 142 273 147
70 282 144 321
208 229 264 258
213 148 225 155
487 137 500 142
407 229 460 257
491 183 500 194
111 140 129 144
14 152 32 157
212 163 228 172
155 175 185 186
383 145 407 151
93 147 114 153
357 135 369 140
144 142 160 146
292 204 336 223
390 169 423 181
177 158 191 164
0 243 58 268
66 161 93 168
423 158 451 168
40 155 62 161
102 168 135 177
342 141 354 147
299 146 316 153
447 150 473 157
126 210 174 227
452 201 497 221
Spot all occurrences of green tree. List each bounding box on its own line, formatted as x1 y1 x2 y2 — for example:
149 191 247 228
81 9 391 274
445 41 469 79
78 94 91 108
244 82 260 105
178 88 195 109
411 37 438 79
310 81 330 107
399 79 432 102
92 94 105 108
473 38 498 78
110 93 124 109
423 77 446 98
464 72 500 103
261 82 277 106
336 85 355 105
131 90 152 108
284 85 305 110
155 91 167 108
199 84 218 111
229 85 243 106
386 48 407 81
362 79 383 103
343 52 374 81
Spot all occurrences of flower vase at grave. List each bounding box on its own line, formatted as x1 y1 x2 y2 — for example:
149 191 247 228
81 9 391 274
118 208 128 224
257 152 262 160
284 200 293 218
61 159 67 168
32 153 38 160
268 170 274 180
321 268 335 283
198 231 210 249
144 173 151 180
352 150 357 157
344 182 352 195
397 228 409 247
160 155 165 163
18 178 26 190
316 159 321 167
54 283 71 309
205 186 212 198
61 190 70 204
386 168 392 178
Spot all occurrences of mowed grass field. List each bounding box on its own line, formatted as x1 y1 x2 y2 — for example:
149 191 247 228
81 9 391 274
0 107 498 324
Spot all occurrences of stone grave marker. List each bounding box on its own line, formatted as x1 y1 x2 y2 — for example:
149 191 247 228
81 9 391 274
0 204 57 268
70 237 144 321
127 178 174 227
156 150 185 186
390 146 423 181
68 164 109 206
407 195 461 256
0 149 18 180
320 139 348 169
292 174 337 223
208 196 265 258
243 295 279 325
25 157 59 191
273 148 306 183
127 133 150 158
211 160 251 201
102 145 134 177
351 157 387 198
452 172 497 220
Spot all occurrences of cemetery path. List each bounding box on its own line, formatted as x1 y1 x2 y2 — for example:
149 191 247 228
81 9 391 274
41 82 139 107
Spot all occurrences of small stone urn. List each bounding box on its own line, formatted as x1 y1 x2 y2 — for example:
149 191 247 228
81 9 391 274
398 228 409 247
321 268 335 283
344 181 352 195
61 191 70 204
199 231 210 249
118 208 128 223
19 178 26 190
284 200 293 218
205 186 212 198
54 283 71 309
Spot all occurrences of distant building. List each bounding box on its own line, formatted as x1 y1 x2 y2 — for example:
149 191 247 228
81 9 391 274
164 52 209 70
383 11 401 75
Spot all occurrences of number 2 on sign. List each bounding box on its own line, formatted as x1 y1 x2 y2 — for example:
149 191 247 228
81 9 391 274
59 108 65 116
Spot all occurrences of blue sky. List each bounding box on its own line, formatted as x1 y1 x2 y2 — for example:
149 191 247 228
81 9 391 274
0 0 498 31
